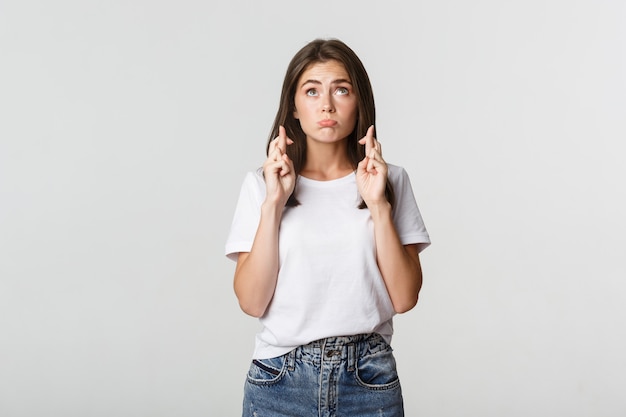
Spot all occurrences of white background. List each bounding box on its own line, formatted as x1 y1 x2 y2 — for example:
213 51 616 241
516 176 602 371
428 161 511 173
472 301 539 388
1 1 625 416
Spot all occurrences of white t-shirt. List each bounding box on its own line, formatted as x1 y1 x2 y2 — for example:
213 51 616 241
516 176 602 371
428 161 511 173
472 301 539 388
225 164 430 359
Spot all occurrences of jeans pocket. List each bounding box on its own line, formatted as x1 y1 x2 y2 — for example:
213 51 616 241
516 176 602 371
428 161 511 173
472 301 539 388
246 355 287 386
354 347 401 390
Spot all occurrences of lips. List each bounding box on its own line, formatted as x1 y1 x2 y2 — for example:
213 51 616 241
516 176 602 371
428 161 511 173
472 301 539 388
318 119 337 127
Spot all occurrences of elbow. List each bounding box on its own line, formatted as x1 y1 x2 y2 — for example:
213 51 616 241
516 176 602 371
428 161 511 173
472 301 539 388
239 302 266 318
234 279 269 318
236 297 267 318
393 294 419 314
389 256 422 314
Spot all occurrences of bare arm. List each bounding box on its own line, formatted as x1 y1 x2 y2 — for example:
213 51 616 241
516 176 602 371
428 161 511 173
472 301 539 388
233 126 295 317
357 126 423 313
233 203 284 317
369 203 422 313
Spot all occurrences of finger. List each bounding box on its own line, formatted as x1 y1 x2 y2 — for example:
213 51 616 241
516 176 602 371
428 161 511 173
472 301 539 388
282 151 294 166
368 154 388 175
266 159 288 176
358 125 376 155
271 126 294 154
367 155 376 173
279 162 289 177
268 144 282 162
365 125 375 155
369 147 384 161
276 125 289 154
279 153 292 176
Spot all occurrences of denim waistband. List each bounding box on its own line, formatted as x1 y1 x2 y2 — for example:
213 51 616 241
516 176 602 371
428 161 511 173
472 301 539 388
286 333 390 371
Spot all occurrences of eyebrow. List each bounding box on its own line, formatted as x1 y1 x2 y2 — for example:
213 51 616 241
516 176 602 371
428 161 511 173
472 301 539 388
299 78 353 88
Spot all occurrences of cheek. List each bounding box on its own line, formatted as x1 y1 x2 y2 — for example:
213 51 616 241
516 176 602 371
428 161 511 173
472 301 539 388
342 102 358 122
339 98 358 114
294 102 315 120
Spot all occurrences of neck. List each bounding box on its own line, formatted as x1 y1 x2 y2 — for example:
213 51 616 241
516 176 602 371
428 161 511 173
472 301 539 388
301 140 354 181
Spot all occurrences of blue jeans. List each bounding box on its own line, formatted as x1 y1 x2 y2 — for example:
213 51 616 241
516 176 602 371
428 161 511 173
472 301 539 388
242 333 404 417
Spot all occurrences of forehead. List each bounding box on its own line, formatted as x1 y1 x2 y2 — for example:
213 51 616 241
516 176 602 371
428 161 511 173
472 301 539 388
298 60 350 83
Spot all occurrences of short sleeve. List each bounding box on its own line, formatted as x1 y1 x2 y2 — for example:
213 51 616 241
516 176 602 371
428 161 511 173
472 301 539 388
224 169 266 261
388 165 431 253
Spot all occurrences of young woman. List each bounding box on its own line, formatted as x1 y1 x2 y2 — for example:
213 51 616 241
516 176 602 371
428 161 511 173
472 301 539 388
225 38 430 417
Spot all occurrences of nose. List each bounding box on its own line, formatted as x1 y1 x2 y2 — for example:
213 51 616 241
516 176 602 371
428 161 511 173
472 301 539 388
322 96 335 113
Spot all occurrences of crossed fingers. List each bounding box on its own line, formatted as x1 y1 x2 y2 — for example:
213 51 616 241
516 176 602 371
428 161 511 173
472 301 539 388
269 126 293 159
358 125 384 172
267 125 294 176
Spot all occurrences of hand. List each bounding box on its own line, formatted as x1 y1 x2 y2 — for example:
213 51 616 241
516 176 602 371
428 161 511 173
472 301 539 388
263 125 296 207
356 125 388 207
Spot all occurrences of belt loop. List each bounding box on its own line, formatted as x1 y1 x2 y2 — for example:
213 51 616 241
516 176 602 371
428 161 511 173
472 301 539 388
347 343 356 372
287 348 296 371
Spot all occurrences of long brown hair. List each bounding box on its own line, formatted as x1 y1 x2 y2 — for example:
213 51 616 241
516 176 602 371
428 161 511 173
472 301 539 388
267 38 394 208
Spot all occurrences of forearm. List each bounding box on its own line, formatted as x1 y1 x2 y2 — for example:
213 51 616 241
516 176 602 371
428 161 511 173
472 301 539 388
233 202 283 317
369 202 423 313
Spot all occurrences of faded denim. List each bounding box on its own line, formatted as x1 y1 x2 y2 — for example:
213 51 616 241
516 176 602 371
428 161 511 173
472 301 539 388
242 333 404 417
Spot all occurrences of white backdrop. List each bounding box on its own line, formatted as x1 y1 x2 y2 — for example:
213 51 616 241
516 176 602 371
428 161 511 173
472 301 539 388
1 1 625 416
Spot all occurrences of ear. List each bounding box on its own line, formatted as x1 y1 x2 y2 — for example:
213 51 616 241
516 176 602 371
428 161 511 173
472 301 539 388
293 108 299 119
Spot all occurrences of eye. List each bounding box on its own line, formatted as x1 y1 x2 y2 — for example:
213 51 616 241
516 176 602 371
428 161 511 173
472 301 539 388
306 88 318 97
335 87 349 95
